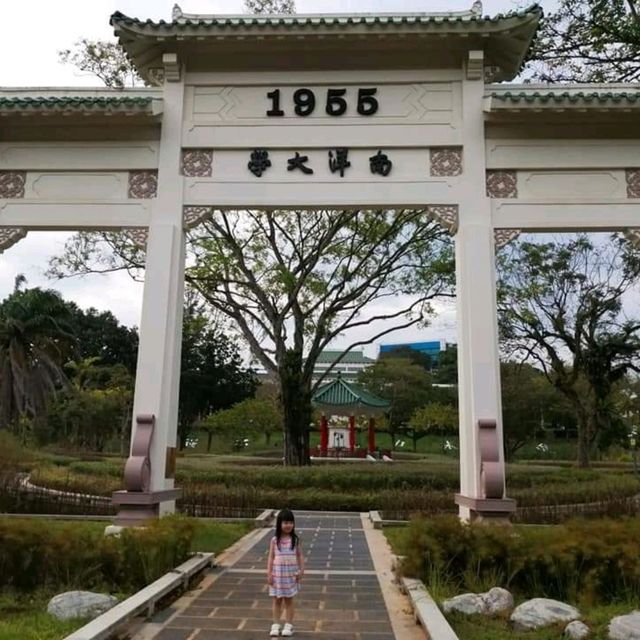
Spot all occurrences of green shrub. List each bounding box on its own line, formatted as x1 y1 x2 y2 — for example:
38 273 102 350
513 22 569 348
400 515 640 606
0 516 196 592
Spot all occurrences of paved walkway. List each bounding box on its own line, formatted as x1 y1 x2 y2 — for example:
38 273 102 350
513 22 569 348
132 512 424 640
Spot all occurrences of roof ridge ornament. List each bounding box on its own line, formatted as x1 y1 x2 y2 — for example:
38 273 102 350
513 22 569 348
172 4 183 21
471 1 483 16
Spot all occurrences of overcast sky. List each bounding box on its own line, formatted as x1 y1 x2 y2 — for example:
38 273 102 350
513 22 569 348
0 0 557 356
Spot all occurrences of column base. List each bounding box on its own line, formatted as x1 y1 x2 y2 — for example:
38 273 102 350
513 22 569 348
455 494 516 524
112 488 182 527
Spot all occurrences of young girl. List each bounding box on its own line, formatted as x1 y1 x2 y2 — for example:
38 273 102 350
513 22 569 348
267 508 304 637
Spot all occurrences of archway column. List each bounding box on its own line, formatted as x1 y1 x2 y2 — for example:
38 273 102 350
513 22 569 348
320 414 329 455
454 214 515 521
113 67 186 525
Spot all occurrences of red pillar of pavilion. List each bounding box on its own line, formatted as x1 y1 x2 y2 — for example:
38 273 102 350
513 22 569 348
368 417 376 454
320 414 328 455
348 415 356 453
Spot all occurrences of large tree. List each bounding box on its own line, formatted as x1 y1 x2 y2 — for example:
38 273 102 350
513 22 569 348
497 235 640 467
0 279 76 430
49 210 453 464
178 296 257 449
527 0 640 82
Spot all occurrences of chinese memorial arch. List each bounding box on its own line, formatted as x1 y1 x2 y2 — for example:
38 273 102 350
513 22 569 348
1 3 639 522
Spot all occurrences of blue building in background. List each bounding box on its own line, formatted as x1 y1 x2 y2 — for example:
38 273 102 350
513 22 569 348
378 340 446 366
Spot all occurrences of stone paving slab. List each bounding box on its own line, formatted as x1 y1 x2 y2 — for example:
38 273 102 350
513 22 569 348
133 511 424 640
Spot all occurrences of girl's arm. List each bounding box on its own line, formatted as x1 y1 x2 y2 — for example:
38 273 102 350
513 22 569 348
267 538 274 584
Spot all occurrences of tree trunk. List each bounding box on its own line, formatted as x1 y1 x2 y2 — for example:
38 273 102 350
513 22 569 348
412 430 418 452
207 431 213 452
279 349 311 466
576 412 591 468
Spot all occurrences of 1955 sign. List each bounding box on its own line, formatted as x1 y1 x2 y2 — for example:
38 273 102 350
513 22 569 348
266 87 379 117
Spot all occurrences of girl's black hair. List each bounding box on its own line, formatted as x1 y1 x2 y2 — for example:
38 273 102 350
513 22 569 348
275 508 299 550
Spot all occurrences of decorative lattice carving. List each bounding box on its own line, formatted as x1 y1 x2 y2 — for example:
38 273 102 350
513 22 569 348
626 169 640 198
181 149 213 177
128 171 158 199
486 170 518 198
184 206 213 230
478 418 505 499
0 228 27 253
0 171 26 198
122 228 148 249
430 148 463 177
427 205 458 233
494 229 521 250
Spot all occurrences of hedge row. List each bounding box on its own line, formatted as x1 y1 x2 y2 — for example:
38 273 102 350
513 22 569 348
400 516 640 605
0 516 195 592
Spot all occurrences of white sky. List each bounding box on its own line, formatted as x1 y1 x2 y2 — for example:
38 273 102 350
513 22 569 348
0 0 558 356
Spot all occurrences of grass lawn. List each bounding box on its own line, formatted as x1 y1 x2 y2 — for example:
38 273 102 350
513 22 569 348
0 517 252 640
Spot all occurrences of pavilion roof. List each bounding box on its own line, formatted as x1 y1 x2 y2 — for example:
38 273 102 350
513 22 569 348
313 374 390 415
111 4 542 82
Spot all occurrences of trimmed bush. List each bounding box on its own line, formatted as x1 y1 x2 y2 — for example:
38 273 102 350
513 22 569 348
0 516 196 592
400 515 640 605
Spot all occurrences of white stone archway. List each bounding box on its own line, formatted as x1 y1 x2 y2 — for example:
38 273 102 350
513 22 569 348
1 4 639 523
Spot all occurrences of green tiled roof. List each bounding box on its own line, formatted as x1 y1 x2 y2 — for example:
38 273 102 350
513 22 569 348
0 96 158 114
491 91 640 105
111 5 541 30
111 5 542 82
313 375 390 410
316 350 374 365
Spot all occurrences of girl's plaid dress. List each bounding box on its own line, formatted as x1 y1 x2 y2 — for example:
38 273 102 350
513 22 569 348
269 536 300 598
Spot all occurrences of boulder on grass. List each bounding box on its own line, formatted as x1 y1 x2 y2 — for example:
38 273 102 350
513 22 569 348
482 587 514 614
608 611 640 640
442 593 486 615
565 620 590 639
47 591 118 621
511 598 580 631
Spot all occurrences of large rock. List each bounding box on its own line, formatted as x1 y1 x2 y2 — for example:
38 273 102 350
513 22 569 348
565 620 590 639
442 593 486 615
609 611 640 640
511 598 580 631
482 587 514 614
47 591 118 621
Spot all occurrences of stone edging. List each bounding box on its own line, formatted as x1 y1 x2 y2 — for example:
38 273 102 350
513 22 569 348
401 577 459 640
64 552 214 640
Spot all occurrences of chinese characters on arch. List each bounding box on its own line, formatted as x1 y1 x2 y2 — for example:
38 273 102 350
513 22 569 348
248 148 393 178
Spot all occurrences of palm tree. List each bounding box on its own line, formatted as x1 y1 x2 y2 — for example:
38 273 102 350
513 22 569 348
0 278 77 429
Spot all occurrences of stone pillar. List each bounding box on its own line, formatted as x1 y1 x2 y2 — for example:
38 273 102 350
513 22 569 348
453 54 515 522
348 415 356 453
113 65 186 525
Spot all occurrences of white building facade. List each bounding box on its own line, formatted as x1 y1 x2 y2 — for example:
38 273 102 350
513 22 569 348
1 4 638 522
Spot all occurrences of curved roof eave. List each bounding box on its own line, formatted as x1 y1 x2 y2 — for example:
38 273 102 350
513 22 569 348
111 5 542 82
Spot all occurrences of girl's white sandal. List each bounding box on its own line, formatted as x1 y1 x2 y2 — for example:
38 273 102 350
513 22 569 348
269 623 281 636
281 622 294 636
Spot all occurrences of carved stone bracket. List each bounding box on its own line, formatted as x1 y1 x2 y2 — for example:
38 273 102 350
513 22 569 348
486 170 518 198
466 50 484 80
122 228 148 250
181 149 214 177
162 52 181 82
184 206 213 230
494 228 521 250
0 228 27 254
0 171 26 198
128 171 158 199
478 418 504 499
124 414 155 492
626 169 640 198
624 228 640 247
430 148 463 177
426 205 458 234
146 68 165 87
